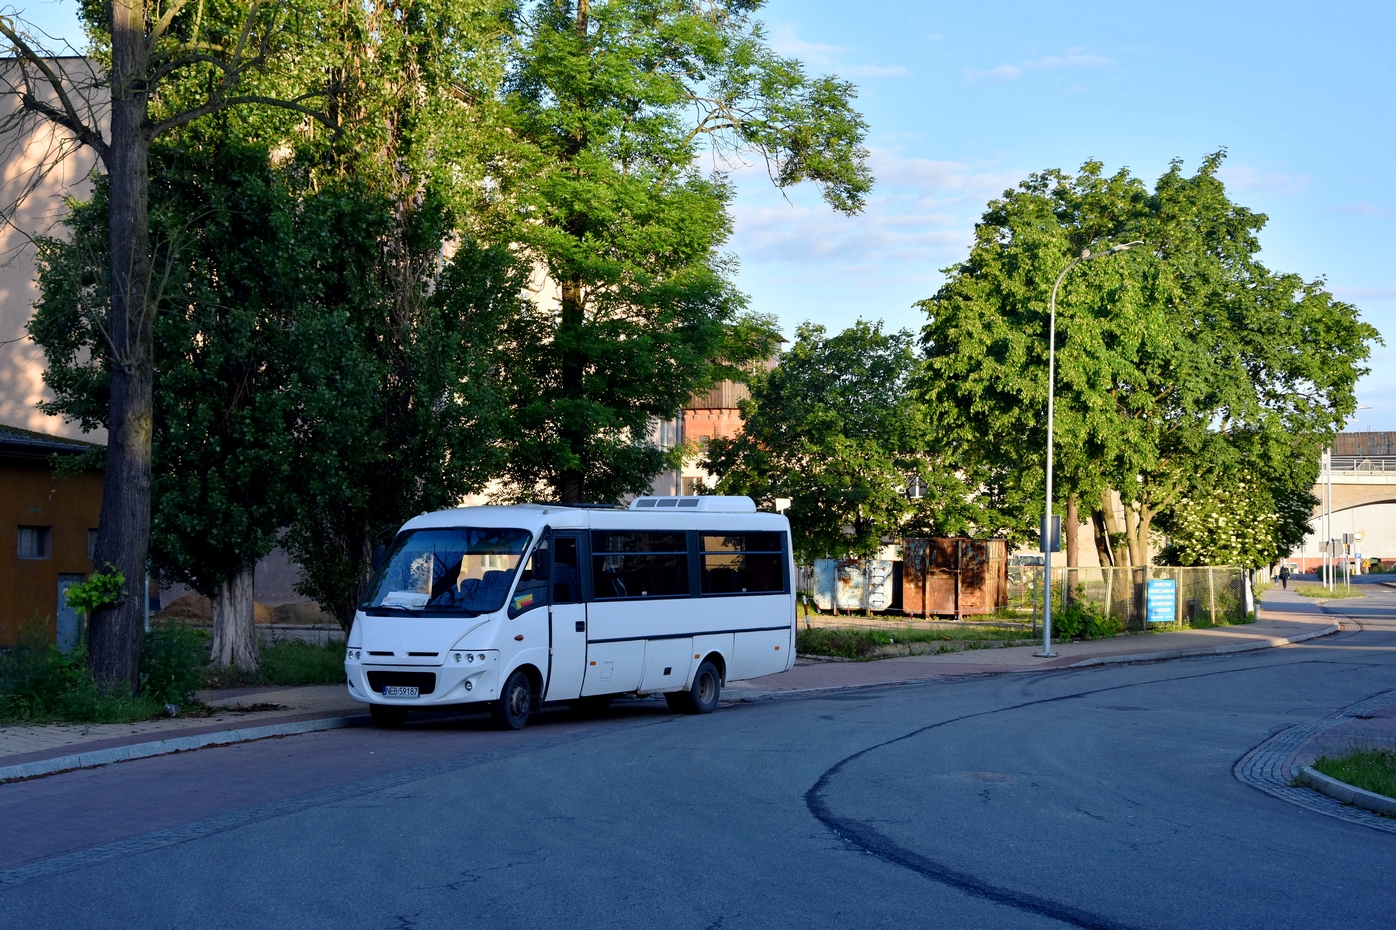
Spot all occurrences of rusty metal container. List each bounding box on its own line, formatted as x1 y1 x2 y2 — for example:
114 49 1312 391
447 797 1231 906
902 538 1008 617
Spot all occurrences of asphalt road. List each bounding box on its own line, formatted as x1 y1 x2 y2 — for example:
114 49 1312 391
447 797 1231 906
2 594 1394 930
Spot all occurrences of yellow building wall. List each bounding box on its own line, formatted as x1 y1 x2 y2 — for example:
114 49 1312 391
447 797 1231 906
0 459 103 645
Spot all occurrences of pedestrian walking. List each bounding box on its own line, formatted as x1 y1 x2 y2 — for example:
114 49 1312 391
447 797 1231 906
1278 564 1291 590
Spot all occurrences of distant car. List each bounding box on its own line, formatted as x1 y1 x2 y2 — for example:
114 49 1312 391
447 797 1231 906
1009 554 1045 567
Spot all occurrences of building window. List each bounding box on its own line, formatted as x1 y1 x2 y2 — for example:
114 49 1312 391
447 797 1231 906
681 476 703 496
88 529 99 561
18 526 52 560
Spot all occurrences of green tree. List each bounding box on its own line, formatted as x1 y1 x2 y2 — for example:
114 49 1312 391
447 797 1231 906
704 321 1004 562
27 1 523 640
1 2 343 689
918 154 1377 569
485 0 870 503
1159 482 1285 569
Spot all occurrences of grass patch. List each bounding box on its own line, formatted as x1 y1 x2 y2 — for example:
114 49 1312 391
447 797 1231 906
258 638 347 686
1312 747 1396 800
1295 584 1365 599
0 620 203 724
200 636 347 689
797 625 1029 659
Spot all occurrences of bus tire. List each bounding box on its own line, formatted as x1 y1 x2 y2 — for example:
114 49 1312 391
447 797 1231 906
669 660 721 715
493 669 533 730
370 704 408 728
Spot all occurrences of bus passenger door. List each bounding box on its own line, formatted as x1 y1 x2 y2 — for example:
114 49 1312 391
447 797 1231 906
545 532 587 702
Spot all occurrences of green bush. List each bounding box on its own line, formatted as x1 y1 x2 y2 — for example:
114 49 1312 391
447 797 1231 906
141 622 209 704
0 619 164 723
0 618 211 723
259 638 347 686
1051 589 1123 641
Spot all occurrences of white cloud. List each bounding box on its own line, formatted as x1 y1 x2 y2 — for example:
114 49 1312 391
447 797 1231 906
1216 165 1311 196
769 25 911 80
966 47 1113 82
1326 201 1384 217
1027 49 1114 69
769 25 841 66
728 149 1023 274
1332 286 1396 301
966 64 1022 81
844 64 913 78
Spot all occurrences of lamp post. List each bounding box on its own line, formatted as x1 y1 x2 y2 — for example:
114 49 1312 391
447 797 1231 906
1037 241 1143 658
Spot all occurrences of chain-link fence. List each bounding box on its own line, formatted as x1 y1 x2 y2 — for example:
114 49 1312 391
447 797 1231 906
1007 565 1249 629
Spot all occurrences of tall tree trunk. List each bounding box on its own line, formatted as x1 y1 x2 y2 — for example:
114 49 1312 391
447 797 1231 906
1101 489 1129 567
1099 489 1131 623
1090 509 1114 567
1064 494 1080 604
1124 503 1152 568
88 2 152 692
557 276 586 503
209 564 259 672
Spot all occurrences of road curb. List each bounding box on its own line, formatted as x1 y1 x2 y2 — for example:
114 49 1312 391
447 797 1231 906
0 715 367 784
723 620 1339 703
1299 765 1396 816
1064 621 1339 668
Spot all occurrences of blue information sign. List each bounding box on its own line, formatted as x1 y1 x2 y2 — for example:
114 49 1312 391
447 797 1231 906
1146 579 1177 624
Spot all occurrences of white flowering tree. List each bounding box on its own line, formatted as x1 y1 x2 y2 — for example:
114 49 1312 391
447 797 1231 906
1162 483 1283 569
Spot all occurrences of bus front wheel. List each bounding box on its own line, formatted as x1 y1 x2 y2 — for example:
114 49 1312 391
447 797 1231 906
667 660 721 715
493 669 533 730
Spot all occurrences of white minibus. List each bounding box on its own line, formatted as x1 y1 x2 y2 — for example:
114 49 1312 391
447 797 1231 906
344 496 796 729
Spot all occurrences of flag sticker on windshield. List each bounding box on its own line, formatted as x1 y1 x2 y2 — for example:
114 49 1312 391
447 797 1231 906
512 592 535 611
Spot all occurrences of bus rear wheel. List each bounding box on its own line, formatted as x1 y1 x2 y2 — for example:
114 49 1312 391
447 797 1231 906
493 669 533 730
370 704 409 728
667 660 721 715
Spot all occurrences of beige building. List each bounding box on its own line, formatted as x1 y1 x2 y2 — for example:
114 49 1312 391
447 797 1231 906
0 57 103 443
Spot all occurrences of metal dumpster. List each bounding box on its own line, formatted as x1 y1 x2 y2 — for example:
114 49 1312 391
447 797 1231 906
902 538 1008 617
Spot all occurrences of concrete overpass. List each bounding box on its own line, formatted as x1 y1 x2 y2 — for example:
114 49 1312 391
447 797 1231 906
1293 454 1396 569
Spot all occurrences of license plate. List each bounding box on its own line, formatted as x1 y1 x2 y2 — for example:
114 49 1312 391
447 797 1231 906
382 686 419 698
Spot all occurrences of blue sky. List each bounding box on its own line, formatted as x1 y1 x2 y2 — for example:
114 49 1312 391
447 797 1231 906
16 1 1396 426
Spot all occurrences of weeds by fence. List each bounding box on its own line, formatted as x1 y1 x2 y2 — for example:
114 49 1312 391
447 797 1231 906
1008 565 1249 630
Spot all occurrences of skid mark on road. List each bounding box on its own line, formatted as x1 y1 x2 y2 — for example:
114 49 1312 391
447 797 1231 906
803 655 1382 930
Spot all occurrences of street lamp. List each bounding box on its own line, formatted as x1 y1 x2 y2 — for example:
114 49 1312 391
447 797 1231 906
1037 241 1144 658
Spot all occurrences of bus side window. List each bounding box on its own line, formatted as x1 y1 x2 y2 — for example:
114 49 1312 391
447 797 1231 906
553 537 580 604
510 539 549 618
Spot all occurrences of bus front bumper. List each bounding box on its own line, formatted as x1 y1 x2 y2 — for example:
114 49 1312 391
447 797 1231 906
345 651 501 707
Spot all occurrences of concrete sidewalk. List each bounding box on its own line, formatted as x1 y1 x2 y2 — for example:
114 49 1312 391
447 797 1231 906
727 591 1338 698
0 590 1342 782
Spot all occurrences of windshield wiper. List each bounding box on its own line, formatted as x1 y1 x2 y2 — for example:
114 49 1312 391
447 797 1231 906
364 604 419 615
422 607 485 617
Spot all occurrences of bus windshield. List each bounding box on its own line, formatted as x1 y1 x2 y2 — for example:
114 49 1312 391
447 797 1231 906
360 528 532 616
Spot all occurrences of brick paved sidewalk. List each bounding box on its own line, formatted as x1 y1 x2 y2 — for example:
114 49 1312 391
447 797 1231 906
0 684 362 764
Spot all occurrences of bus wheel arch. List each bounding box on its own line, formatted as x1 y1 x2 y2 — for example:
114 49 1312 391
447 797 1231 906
703 652 727 686
493 665 541 730
668 658 722 715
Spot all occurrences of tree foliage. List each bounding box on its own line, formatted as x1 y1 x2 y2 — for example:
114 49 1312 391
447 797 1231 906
1159 482 1285 569
918 154 1378 567
704 321 1006 562
484 0 869 502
